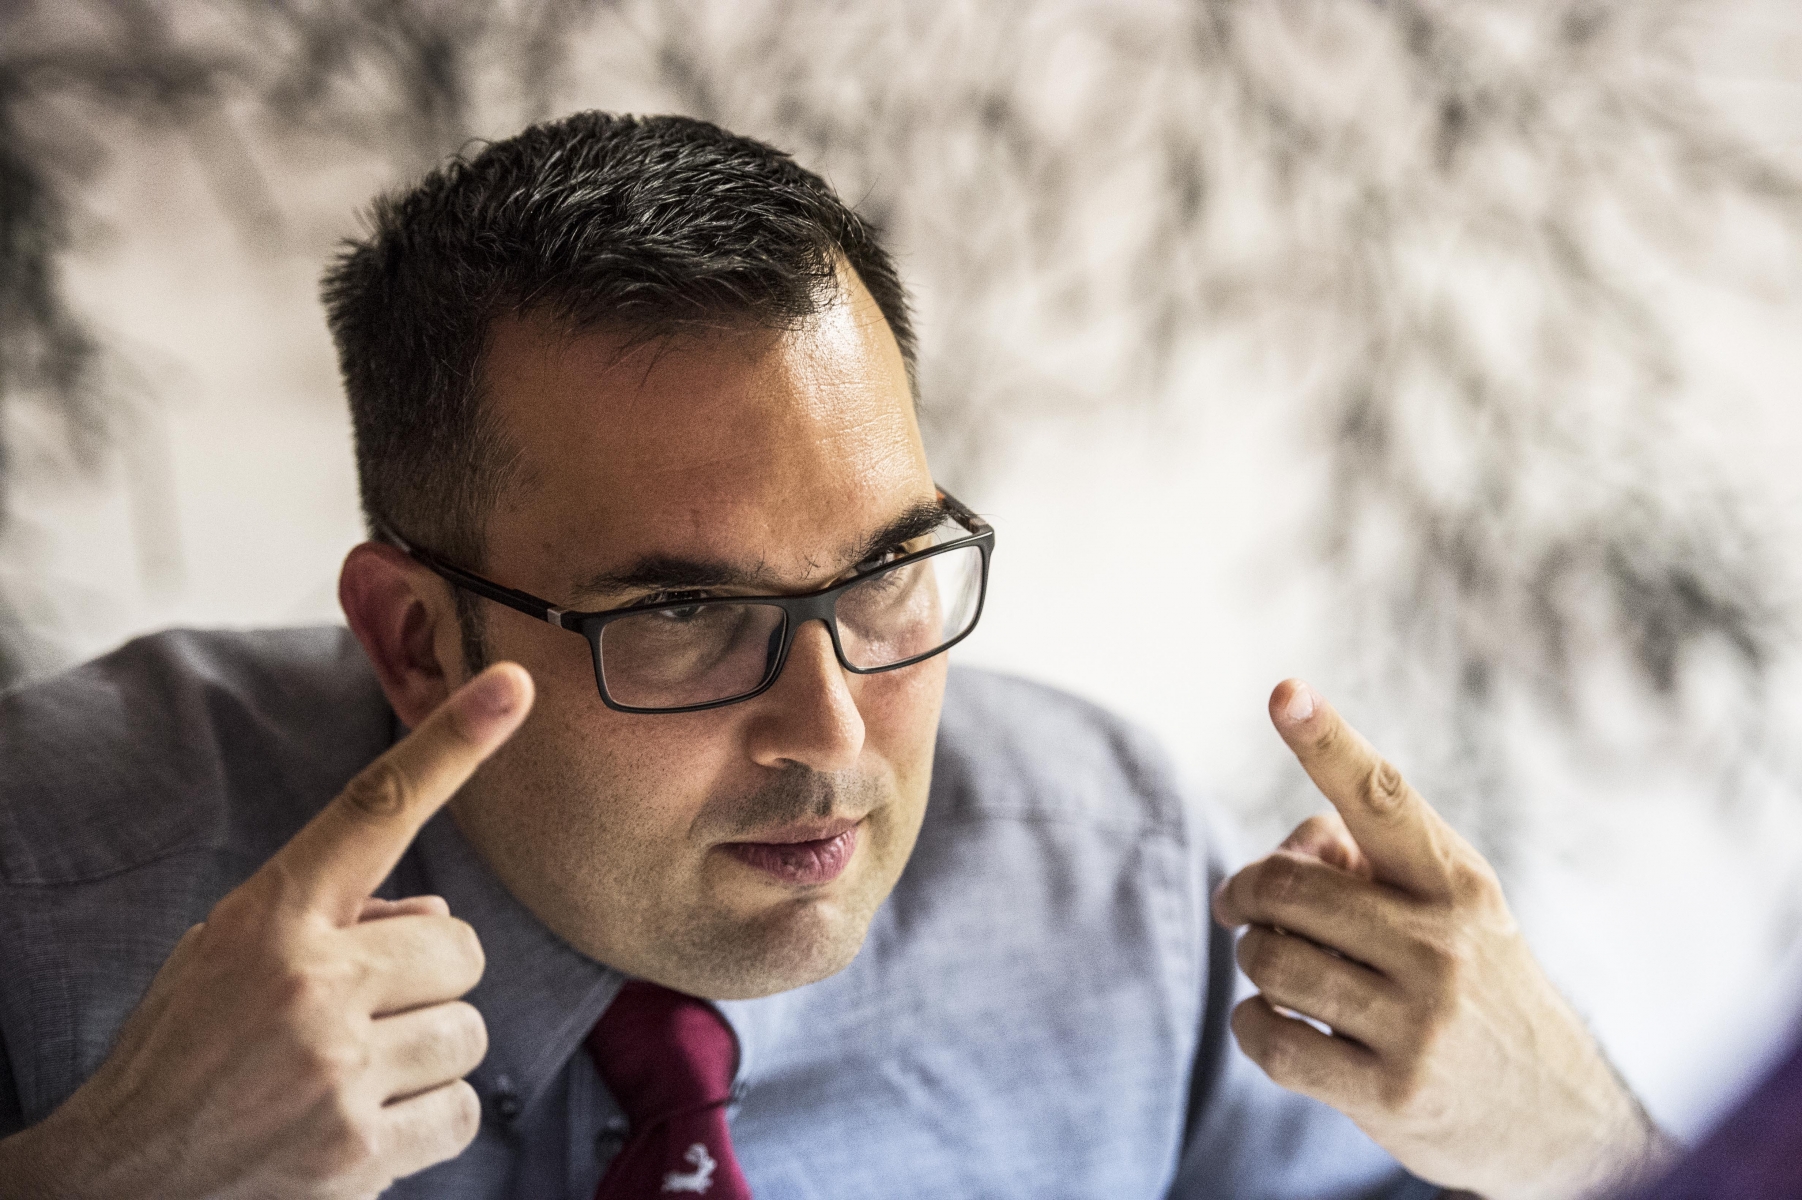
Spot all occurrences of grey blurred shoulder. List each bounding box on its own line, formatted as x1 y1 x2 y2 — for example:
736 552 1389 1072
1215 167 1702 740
936 665 1188 839
0 626 391 887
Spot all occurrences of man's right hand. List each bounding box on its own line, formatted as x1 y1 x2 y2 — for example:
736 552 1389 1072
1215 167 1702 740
0 662 534 1200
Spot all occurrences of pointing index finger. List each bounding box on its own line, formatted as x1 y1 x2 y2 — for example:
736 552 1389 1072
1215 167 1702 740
1268 679 1458 900
266 663 534 922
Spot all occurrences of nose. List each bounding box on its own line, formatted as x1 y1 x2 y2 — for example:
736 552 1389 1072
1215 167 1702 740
743 619 865 773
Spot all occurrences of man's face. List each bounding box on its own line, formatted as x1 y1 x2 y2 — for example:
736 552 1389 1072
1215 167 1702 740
448 272 945 1000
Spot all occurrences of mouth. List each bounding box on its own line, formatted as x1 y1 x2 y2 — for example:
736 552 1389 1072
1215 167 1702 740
721 818 862 886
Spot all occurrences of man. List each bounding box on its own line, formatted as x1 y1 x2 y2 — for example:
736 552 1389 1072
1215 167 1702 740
0 112 1666 1198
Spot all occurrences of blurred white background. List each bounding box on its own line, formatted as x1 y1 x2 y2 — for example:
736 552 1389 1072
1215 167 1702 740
6 0 1802 1139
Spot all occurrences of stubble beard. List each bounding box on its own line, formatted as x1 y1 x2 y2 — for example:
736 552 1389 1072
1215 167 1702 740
464 712 930 1000
658 763 909 999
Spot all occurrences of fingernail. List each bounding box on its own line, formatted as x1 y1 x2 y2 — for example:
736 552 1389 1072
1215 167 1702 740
1285 683 1316 723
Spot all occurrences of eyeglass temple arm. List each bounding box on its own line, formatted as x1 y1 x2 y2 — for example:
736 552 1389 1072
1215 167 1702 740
937 488 993 536
376 524 577 631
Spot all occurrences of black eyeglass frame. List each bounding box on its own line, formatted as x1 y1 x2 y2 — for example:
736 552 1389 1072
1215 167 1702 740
382 488 994 714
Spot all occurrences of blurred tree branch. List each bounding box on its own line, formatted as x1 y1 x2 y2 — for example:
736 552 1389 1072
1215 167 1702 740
604 0 1802 849
0 0 605 685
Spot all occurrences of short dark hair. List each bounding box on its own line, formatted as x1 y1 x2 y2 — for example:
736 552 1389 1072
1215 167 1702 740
321 111 916 573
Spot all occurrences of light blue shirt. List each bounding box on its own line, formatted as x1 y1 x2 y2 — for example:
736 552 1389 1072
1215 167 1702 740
0 628 1436 1199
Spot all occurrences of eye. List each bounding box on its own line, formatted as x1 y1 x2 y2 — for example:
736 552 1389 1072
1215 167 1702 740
632 589 712 617
856 541 921 574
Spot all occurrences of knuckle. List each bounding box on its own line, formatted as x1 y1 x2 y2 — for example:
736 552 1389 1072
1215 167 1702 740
231 856 310 917
446 1080 482 1148
1237 930 1288 989
1359 759 1408 817
443 1002 489 1069
1230 999 1315 1092
276 953 364 1016
1251 1019 1309 1088
1248 856 1305 913
1449 855 1506 907
1407 933 1470 1017
412 893 452 917
1305 718 1343 758
1258 1034 1299 1083
340 759 411 821
1439 925 1478 980
274 965 326 1015
1293 814 1339 843
299 1033 373 1094
1334 984 1377 1029
1411 927 1461 981
207 882 285 939
1214 871 1249 925
450 918 486 984
1378 1057 1431 1112
317 1099 383 1179
1417 1000 1456 1052
1407 958 1459 1023
1228 997 1269 1059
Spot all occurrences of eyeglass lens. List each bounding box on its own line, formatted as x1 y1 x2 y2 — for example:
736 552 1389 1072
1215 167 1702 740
594 543 985 709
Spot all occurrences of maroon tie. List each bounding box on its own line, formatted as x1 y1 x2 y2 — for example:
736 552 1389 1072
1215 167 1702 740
586 981 753 1199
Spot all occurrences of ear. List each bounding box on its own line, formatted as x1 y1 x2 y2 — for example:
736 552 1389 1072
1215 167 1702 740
339 541 470 729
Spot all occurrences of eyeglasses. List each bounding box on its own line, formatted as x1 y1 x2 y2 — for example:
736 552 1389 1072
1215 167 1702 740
383 489 994 713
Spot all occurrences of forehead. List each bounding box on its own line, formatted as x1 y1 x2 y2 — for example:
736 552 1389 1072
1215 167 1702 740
480 277 931 590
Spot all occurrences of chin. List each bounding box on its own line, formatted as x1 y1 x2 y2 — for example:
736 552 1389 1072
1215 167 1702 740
660 889 879 1001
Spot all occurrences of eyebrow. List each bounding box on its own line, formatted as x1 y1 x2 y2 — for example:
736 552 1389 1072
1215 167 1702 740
570 496 950 601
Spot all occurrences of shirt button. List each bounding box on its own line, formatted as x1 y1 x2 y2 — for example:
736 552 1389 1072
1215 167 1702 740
490 1074 523 1122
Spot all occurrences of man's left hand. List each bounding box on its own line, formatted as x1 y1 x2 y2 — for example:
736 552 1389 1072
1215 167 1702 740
1212 680 1674 1200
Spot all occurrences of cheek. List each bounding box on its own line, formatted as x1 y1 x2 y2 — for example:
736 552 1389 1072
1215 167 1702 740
524 699 732 838
856 656 947 782
479 617 723 837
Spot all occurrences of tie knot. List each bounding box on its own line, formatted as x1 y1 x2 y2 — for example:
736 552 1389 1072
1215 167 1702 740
586 980 739 1126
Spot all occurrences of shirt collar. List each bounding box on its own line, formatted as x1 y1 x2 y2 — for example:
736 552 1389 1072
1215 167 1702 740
412 808 625 1115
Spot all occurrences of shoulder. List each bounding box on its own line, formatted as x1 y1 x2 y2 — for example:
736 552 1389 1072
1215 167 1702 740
933 665 1190 840
0 626 391 886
